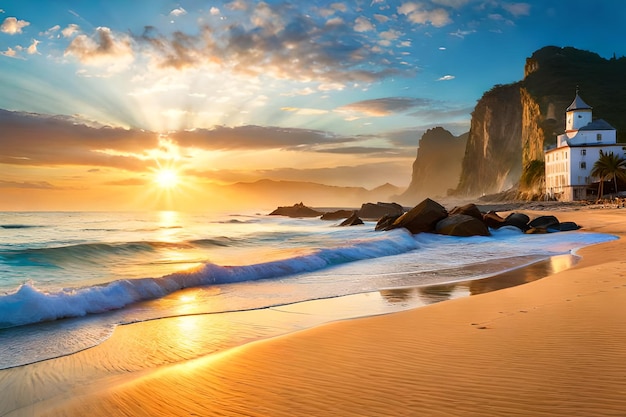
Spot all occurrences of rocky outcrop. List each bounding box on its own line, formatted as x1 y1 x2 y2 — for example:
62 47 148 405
375 213 402 231
268 202 323 218
387 198 448 234
339 212 364 226
380 198 579 236
435 214 490 237
400 127 468 205
320 210 354 220
357 202 404 220
449 203 483 221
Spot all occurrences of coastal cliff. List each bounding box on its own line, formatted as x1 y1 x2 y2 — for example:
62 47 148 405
399 127 467 204
454 46 626 199
456 83 522 197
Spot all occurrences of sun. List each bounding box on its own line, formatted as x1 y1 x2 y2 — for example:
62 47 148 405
154 168 180 189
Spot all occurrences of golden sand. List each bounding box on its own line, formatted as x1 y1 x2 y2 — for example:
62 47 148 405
3 208 626 416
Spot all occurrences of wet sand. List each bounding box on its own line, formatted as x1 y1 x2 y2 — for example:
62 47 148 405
3 207 626 416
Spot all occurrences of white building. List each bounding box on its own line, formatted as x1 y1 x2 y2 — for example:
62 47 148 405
545 92 625 201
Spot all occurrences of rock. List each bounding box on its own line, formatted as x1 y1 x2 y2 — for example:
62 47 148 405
525 227 548 234
528 215 560 230
503 212 530 231
449 203 484 221
268 202 323 218
558 221 581 231
375 213 403 231
357 202 404 220
390 198 448 234
320 210 354 220
435 214 491 237
339 211 364 226
483 211 506 229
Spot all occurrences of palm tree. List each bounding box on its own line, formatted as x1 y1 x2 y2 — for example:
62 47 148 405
590 150 626 201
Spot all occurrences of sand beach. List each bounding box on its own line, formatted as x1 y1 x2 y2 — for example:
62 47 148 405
2 205 626 417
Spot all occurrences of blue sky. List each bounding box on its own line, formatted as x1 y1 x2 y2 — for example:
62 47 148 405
1 1 625 209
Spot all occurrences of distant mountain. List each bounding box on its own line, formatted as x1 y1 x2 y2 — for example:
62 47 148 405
398 127 468 205
215 179 403 210
453 46 626 198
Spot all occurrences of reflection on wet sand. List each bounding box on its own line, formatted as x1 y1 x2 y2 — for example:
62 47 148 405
379 254 577 305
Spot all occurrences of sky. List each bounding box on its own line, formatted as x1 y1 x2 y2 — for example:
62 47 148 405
1 0 625 211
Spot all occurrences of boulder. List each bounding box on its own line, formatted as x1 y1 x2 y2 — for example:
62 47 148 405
375 213 403 231
320 210 354 220
357 202 404 220
483 211 506 229
390 198 448 234
435 214 491 237
503 212 530 232
559 221 581 231
339 211 364 226
525 227 548 234
528 215 560 230
449 203 484 221
269 202 323 218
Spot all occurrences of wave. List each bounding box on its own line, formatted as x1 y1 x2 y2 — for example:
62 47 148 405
0 238 234 267
1 224 45 229
0 229 419 329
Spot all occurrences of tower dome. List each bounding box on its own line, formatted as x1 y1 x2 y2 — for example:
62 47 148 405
565 91 592 131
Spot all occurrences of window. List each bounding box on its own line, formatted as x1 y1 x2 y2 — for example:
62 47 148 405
565 151 568 159
580 162 587 169
581 149 586 156
597 133 602 141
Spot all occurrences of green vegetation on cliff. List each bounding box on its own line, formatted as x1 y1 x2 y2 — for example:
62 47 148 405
525 46 626 143
454 46 626 199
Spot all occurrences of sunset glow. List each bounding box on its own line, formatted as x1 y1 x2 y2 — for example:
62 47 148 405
154 169 180 189
1 1 624 210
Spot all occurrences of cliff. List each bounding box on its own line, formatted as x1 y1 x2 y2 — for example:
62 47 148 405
399 127 468 205
456 83 522 196
454 46 626 198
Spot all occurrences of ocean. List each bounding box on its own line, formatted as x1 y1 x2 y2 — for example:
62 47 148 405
0 210 616 370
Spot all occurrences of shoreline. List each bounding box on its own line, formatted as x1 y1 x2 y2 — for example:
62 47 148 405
2 206 626 416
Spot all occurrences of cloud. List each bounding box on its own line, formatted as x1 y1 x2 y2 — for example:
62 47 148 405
503 2 531 17
449 29 476 38
0 180 59 189
0 47 18 58
337 97 433 117
354 16 374 32
373 14 390 23
281 107 329 116
432 0 470 7
168 125 353 150
210 7 220 16
398 3 451 27
0 109 157 170
26 39 40 55
169 7 187 17
1 17 30 35
136 2 411 85
65 26 134 70
104 178 148 186
42 25 60 38
61 24 80 38
437 74 455 81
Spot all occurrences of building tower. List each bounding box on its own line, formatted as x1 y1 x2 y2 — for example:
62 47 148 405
565 89 592 131
544 90 621 201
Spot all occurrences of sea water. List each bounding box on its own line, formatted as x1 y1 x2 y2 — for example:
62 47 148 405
0 210 616 369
